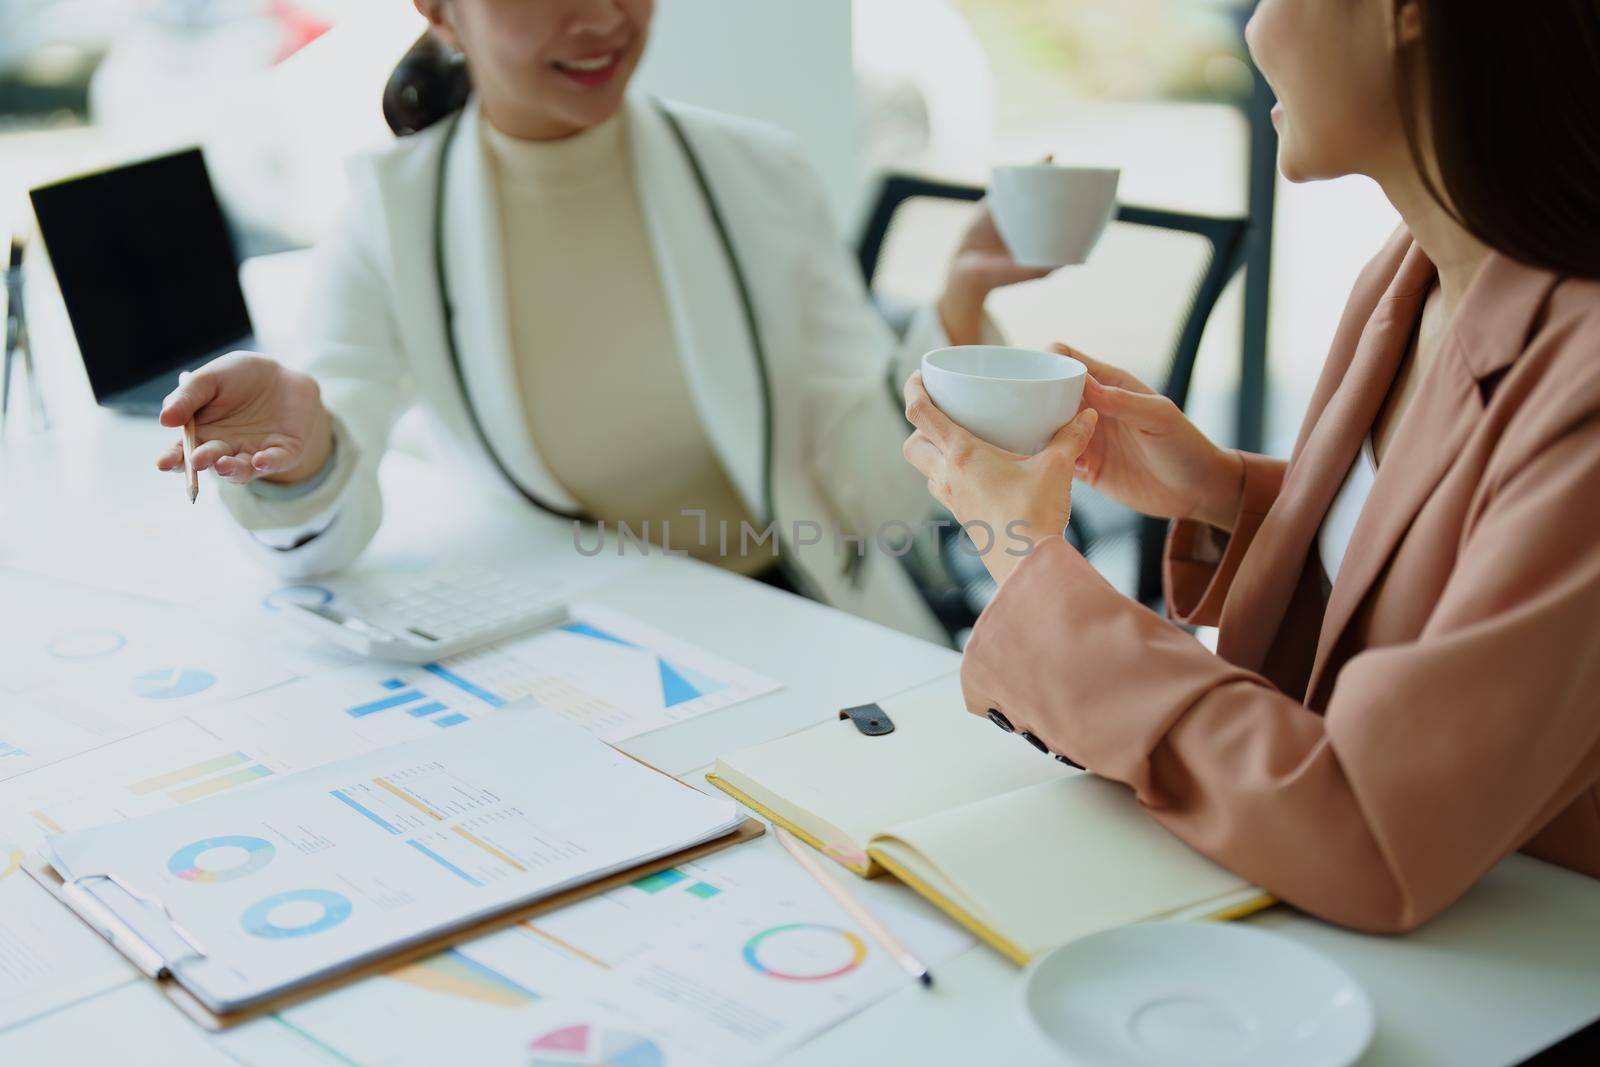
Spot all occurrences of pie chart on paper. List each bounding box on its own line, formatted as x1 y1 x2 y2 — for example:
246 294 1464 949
526 1024 664 1067
131 667 216 700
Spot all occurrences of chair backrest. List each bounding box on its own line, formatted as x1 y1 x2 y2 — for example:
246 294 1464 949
858 173 1247 627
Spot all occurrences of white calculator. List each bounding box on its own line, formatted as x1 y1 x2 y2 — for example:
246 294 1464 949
281 568 569 662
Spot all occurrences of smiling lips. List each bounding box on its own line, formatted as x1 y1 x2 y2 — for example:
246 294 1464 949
553 50 625 87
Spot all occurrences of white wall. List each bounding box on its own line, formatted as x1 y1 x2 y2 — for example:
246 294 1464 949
635 0 858 223
230 0 860 245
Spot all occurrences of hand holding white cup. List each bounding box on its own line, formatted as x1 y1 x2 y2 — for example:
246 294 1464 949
920 345 1088 456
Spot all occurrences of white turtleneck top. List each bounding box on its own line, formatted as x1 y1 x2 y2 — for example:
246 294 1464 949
480 111 763 572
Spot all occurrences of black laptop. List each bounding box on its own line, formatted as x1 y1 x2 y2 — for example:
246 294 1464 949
29 148 257 415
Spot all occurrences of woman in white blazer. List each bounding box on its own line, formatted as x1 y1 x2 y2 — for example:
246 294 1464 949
155 0 1034 643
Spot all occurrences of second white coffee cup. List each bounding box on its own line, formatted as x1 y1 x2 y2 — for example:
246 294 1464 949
920 346 1087 456
990 164 1121 269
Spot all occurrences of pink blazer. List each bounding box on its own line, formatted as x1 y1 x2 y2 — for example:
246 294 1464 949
960 229 1600 933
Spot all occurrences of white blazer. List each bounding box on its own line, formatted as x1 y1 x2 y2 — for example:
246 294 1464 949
220 93 955 642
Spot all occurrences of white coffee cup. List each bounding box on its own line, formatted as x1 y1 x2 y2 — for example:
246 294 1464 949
920 346 1087 456
989 164 1121 269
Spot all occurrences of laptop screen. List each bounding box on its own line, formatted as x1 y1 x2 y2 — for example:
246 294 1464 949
29 148 253 401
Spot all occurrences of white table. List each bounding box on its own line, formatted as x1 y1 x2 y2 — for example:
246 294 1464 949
3 410 1599 1067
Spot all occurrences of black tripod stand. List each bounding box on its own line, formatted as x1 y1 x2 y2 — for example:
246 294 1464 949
3 236 47 431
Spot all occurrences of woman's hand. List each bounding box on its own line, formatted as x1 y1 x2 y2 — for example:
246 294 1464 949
154 352 333 486
936 200 1050 346
902 371 1099 585
1064 345 1245 531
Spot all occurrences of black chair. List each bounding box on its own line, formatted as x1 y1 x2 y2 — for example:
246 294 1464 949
858 173 1248 640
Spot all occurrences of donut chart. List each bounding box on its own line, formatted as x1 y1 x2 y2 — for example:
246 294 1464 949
741 923 868 982
46 628 126 659
167 835 276 884
241 889 353 939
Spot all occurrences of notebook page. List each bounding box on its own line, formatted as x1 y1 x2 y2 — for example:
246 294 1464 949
712 674 1068 861
872 773 1252 959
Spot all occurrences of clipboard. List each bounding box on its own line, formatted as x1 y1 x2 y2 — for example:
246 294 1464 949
27 816 764 1031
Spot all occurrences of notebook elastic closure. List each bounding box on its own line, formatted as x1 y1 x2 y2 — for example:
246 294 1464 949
839 703 895 736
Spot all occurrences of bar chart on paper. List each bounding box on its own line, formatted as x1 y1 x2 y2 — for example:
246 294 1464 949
0 718 284 852
437 606 782 743
344 669 497 729
328 762 584 890
188 659 516 771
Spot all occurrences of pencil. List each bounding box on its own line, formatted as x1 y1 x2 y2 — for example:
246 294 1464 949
773 826 933 988
181 417 198 503
175 368 199 503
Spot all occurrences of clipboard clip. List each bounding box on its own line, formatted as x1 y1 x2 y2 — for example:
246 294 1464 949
62 870 211 978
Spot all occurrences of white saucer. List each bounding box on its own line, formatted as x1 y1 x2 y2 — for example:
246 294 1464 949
1019 923 1375 1067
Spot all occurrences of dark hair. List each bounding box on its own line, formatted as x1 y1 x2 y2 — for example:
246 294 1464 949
383 33 472 136
1396 1 1600 277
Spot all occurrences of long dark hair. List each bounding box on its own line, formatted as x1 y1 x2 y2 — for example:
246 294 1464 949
1396 1 1600 277
383 33 471 136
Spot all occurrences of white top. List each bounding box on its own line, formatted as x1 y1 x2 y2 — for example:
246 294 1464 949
1318 434 1379 583
214 94 958 642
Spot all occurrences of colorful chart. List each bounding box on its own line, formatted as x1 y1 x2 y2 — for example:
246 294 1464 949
46 627 127 659
527 1023 664 1067
241 889 353 939
563 622 727 708
1 843 23 881
128 751 275 803
340 671 494 728
388 948 538 1006
261 584 334 612
630 867 721 900
168 835 276 884
741 923 868 982
132 667 216 700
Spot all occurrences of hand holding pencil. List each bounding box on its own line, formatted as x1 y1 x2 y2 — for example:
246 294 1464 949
156 353 335 495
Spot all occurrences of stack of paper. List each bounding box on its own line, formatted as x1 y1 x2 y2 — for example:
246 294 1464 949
44 707 744 1015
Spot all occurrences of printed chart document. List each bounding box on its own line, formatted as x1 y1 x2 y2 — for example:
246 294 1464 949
0 978 243 1067
188 605 783 773
257 836 973 1066
0 845 132 1030
439 605 783 742
0 572 297 780
41 707 744 1015
0 717 291 856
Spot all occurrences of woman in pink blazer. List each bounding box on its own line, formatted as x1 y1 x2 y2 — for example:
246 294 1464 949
902 0 1600 932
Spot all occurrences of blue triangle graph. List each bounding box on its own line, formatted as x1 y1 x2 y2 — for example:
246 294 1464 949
561 621 639 648
658 659 728 707
564 622 727 707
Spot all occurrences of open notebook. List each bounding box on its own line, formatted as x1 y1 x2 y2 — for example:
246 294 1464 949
708 674 1271 964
